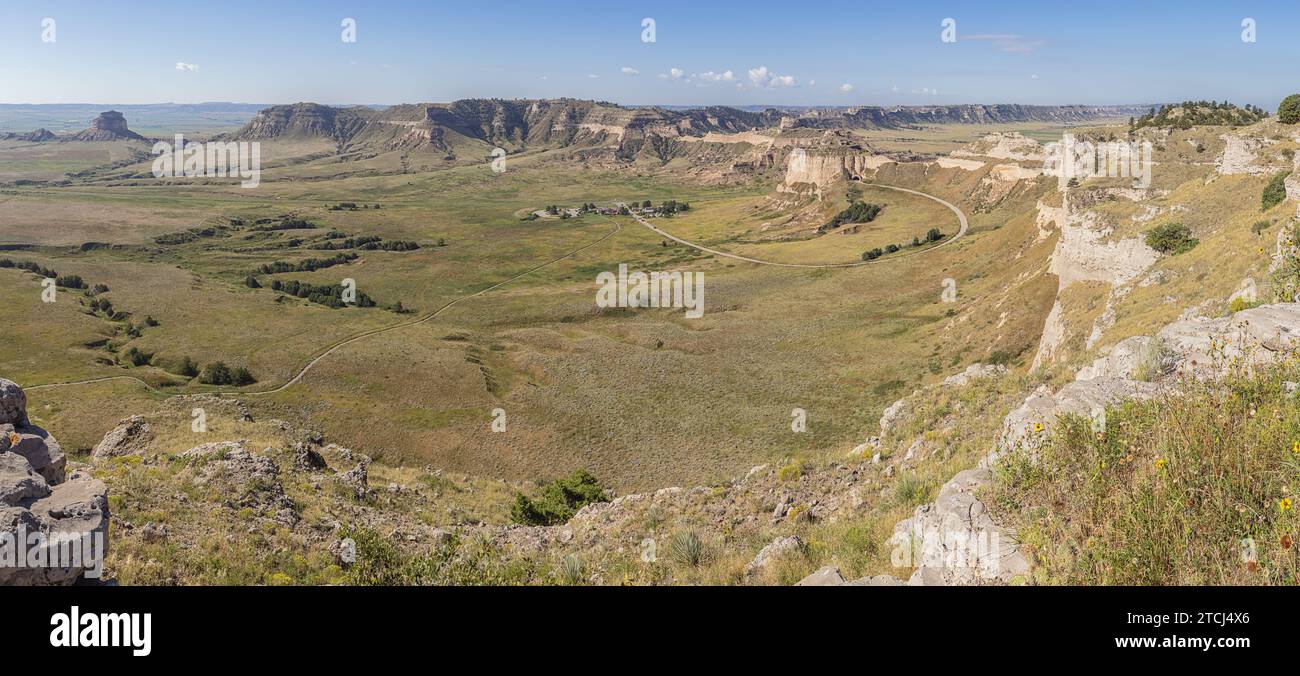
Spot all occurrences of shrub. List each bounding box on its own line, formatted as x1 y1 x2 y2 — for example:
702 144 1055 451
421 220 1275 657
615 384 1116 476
821 201 883 233
199 362 234 385
558 555 586 585
244 275 261 289
1144 223 1199 255
668 531 705 567
175 356 199 378
1228 296 1261 314
232 367 256 386
509 470 607 526
1279 94 1300 124
55 274 85 289
1262 171 1291 211
123 346 152 367
1252 220 1272 235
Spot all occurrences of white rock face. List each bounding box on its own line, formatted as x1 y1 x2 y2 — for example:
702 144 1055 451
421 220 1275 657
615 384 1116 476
942 363 1008 387
781 148 890 194
1215 133 1279 176
951 132 1045 162
878 398 910 438
1074 336 1157 382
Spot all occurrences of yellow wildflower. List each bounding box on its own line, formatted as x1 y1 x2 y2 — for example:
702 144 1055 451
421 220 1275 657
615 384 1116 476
1155 457 1168 470
1282 498 1294 511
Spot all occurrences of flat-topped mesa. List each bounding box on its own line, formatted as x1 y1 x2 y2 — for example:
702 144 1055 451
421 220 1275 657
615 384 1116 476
68 110 146 141
0 377 111 586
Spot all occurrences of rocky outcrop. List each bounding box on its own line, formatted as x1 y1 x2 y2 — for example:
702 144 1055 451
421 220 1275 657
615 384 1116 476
15 128 56 142
91 415 151 459
941 363 1008 387
745 535 803 577
780 147 890 194
68 111 146 141
1 379 110 586
856 302 1300 587
793 104 1151 131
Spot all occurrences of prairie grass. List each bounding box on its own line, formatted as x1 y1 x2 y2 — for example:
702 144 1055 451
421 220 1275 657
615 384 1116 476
992 363 1300 585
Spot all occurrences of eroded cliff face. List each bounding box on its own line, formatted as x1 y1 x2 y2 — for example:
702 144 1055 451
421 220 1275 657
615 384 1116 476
779 147 892 195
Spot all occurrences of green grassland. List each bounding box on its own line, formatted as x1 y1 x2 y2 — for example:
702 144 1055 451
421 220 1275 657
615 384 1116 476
4 135 1057 494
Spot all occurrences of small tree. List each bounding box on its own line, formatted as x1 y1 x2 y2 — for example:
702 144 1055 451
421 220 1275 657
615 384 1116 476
1262 171 1292 211
200 361 233 385
1279 94 1300 124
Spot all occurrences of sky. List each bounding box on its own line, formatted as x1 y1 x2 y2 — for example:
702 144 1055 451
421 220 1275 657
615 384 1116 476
2 0 1298 108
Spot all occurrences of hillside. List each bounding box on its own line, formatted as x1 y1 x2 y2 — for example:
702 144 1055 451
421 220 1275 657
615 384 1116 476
8 88 1300 587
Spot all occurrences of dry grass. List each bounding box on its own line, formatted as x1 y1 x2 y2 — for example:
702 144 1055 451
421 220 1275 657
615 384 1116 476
992 358 1300 585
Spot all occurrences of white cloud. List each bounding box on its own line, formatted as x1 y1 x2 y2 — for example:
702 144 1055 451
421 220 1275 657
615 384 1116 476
1030 73 1040 79
839 83 854 93
621 66 639 76
658 67 685 80
175 62 199 72
588 74 600 79
694 70 734 82
747 66 796 88
809 79 816 86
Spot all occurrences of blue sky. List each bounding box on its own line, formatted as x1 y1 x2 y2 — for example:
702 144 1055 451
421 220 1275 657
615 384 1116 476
2 1 1298 107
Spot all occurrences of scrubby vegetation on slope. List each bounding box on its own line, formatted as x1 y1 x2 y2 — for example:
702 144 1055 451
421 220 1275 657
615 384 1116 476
1131 100 1266 131
1144 222 1199 255
993 363 1300 585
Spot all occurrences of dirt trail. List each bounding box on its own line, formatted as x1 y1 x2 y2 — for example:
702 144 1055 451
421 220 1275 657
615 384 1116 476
628 183 969 269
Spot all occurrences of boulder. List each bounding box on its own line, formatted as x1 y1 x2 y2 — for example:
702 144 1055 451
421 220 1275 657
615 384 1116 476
745 535 803 577
0 379 112 586
0 379 28 426
878 398 909 437
0 452 51 506
941 363 1008 387
8 425 66 484
795 565 846 586
91 415 152 459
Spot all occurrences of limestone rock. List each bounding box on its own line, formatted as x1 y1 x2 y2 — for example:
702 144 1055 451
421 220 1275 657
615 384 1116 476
8 425 66 484
941 363 1007 387
878 398 910 438
745 535 803 577
92 415 152 459
795 565 846 586
0 452 51 506
0 378 28 426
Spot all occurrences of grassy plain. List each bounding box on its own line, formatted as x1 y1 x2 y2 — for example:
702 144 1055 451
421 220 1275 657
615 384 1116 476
3 132 1056 493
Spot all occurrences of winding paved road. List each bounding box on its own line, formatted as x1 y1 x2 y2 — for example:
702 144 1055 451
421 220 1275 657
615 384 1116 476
629 183 968 268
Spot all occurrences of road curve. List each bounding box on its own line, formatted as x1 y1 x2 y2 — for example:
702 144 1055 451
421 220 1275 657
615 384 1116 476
25 219 623 397
629 183 968 269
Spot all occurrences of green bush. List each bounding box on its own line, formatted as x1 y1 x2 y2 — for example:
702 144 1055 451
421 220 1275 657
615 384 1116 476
1144 223 1199 255
1262 171 1291 211
199 361 233 385
510 469 607 526
668 530 705 567
1279 94 1300 124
